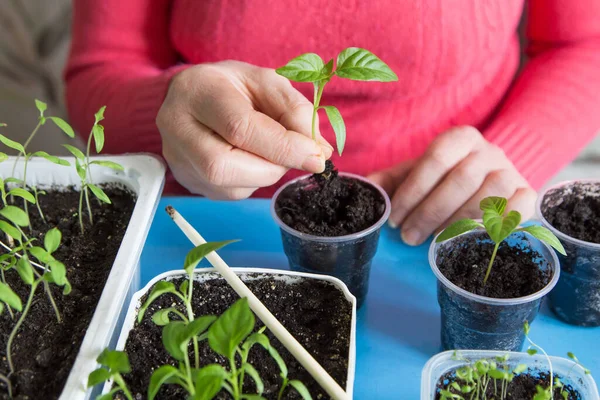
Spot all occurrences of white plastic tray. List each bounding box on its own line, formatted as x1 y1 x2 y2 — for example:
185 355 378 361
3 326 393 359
422 350 599 400
0 154 166 400
106 267 357 398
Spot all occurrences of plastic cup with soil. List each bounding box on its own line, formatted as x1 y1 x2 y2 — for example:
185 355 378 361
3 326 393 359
537 179 600 326
421 350 599 400
106 268 356 400
429 228 560 351
271 161 391 308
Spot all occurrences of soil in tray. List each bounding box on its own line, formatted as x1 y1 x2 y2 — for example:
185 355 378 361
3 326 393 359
436 233 551 298
542 185 600 244
0 186 136 400
436 371 581 399
121 275 352 400
275 160 385 237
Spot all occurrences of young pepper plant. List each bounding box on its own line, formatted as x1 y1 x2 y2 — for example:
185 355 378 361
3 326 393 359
436 196 566 285
276 48 397 156
62 106 124 233
88 349 134 400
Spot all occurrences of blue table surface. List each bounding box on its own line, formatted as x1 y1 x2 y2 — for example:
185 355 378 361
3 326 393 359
140 198 600 400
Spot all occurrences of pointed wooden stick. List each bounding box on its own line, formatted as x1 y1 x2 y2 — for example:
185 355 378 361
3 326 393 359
166 205 349 400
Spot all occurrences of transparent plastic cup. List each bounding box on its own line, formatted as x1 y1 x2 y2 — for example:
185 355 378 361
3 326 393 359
537 179 600 326
271 173 391 308
421 350 599 400
429 229 560 351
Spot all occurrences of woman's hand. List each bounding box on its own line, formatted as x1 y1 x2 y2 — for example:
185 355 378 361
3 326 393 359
368 126 536 246
156 61 333 199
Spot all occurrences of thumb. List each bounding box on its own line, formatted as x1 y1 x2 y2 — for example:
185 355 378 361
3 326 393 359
368 160 415 196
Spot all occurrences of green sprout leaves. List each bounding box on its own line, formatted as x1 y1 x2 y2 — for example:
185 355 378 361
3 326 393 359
48 117 75 138
184 240 239 275
0 282 22 312
0 205 29 227
137 281 182 323
276 48 396 156
148 365 180 400
0 134 25 154
193 364 228 400
436 196 567 285
88 349 133 400
208 297 255 359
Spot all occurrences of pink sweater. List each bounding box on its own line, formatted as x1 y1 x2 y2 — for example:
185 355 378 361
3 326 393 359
65 0 600 197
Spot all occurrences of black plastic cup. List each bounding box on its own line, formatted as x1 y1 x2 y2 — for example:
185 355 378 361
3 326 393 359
429 229 560 351
271 173 391 308
538 180 600 326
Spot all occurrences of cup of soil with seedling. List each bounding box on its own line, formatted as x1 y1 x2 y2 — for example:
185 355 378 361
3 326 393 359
429 197 565 351
272 48 397 307
537 179 600 327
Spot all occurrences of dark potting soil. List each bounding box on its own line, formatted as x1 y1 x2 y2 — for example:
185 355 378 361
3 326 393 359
542 184 600 244
437 233 551 298
275 160 385 236
121 275 352 400
0 186 136 400
436 371 581 400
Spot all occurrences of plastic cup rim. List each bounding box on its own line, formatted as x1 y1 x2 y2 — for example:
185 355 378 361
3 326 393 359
428 226 561 306
270 172 391 243
536 179 600 250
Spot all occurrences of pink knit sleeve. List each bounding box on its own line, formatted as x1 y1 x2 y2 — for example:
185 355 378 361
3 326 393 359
64 0 188 155
484 0 600 189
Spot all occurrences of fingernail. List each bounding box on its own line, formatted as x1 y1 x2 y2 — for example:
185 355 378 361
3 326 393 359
302 155 325 173
320 144 333 159
388 219 397 229
401 228 421 246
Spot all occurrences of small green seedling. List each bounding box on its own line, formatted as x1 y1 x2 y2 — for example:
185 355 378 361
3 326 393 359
88 349 133 400
62 106 124 233
436 196 566 285
524 322 591 400
276 48 397 156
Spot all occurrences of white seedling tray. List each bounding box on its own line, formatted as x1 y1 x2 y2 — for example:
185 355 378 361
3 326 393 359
422 350 599 400
106 267 357 398
1 154 166 400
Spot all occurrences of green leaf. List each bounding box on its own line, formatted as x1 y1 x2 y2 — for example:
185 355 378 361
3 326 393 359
63 144 85 160
162 321 188 361
97 349 131 373
29 246 52 264
90 160 124 171
480 196 507 216
148 365 180 400
242 332 270 354
0 303 4 315
152 308 180 326
320 106 346 156
95 106 106 124
35 99 47 116
436 219 484 242
49 260 67 286
137 281 180 323
193 364 227 400
183 240 238 275
179 280 189 295
267 345 288 378
208 298 255 358
517 225 566 256
488 369 506 380
242 363 264 394
8 188 35 204
0 220 21 241
0 134 25 153
524 321 531 336
88 184 111 204
322 59 334 76
92 124 105 153
87 367 111 387
513 364 527 374
31 151 70 166
16 257 34 285
275 53 327 82
186 315 217 340
480 196 521 243
63 279 72 295
48 117 75 138
335 47 398 82
0 152 7 163
0 282 22 311
240 396 267 400
527 349 538 356
290 380 312 400
0 205 29 227
75 159 86 181
44 227 61 254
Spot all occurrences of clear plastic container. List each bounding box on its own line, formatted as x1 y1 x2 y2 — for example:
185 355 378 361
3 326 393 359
537 179 600 326
421 350 599 400
271 173 391 308
429 229 560 351
104 268 357 398
1 155 166 400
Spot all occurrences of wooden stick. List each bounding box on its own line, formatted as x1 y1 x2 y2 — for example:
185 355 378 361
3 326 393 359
166 205 349 400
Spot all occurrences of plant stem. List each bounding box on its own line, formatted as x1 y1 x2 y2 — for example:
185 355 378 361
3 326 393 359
185 272 200 369
183 353 195 396
113 373 133 400
526 335 553 395
84 186 93 225
277 378 289 400
7 280 39 373
229 357 240 400
0 268 14 320
310 82 326 141
78 186 85 234
41 263 61 323
11 121 42 178
483 242 500 285
33 187 46 223
0 373 12 398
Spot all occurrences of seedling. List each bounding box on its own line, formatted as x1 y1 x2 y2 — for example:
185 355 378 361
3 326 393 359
88 349 133 400
436 196 566 285
276 48 397 156
62 106 124 233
